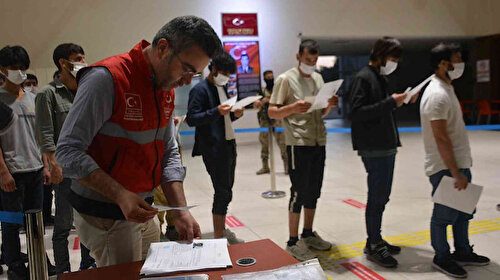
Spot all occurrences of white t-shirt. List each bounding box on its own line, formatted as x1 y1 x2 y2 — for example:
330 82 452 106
419 76 472 176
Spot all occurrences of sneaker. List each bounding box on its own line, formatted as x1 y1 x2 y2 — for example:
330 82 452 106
223 229 244 245
0 265 3 275
366 243 398 268
433 255 467 278
301 231 332 251
286 239 316 261
256 167 270 175
452 247 490 266
364 240 401 255
79 262 97 270
7 262 28 280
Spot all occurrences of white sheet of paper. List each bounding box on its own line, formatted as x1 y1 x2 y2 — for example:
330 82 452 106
175 115 187 139
222 96 237 107
152 205 197 211
306 79 344 113
231 96 262 111
140 239 232 276
404 75 434 104
432 176 483 215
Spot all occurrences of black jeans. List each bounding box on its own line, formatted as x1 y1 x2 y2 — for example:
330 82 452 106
362 154 396 244
202 140 237 216
287 145 326 213
0 169 43 268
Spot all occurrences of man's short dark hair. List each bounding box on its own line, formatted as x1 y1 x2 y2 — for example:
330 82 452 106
430 42 461 70
153 15 222 58
26 73 38 85
208 52 236 74
0 46 30 69
299 39 319 55
53 43 84 71
263 70 273 77
369 37 403 62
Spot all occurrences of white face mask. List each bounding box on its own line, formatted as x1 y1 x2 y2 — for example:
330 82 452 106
24 86 34 93
380 60 398 75
213 73 230 86
69 61 88 77
299 63 316 75
6 70 27 85
447 62 465 80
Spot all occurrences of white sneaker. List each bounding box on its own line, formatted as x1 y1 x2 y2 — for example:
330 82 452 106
302 231 332 251
223 229 245 245
286 239 316 261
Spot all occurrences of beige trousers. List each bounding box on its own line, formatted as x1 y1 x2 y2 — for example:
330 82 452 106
73 210 160 267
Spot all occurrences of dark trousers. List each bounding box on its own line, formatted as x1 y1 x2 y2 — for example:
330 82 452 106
202 140 237 216
362 154 396 244
0 169 43 268
43 184 53 221
287 145 326 213
53 178 94 273
430 169 473 259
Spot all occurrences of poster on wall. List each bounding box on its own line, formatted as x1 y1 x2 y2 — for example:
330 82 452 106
222 13 258 36
477 59 490 83
224 41 261 99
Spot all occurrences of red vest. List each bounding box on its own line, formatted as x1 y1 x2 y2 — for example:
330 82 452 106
85 41 175 194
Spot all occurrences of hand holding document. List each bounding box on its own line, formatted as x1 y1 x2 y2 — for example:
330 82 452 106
231 96 262 111
152 204 197 211
140 239 232 276
305 79 344 113
175 115 187 139
432 176 484 215
404 74 434 104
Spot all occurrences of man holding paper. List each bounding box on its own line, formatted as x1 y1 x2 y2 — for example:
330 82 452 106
420 42 489 278
348 37 418 268
186 52 244 245
268 39 338 261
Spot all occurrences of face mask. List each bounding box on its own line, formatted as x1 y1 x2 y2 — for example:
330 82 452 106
299 63 316 75
68 61 88 77
213 73 229 86
264 78 274 90
24 86 34 93
380 60 398 75
447 62 465 80
6 70 27 85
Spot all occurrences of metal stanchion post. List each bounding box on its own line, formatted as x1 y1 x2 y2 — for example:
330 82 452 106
25 209 48 280
262 126 286 198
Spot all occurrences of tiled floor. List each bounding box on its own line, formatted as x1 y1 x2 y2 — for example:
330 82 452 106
1 129 499 279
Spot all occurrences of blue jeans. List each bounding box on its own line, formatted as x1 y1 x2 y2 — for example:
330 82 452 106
53 178 95 273
430 169 473 259
0 169 43 268
362 154 396 244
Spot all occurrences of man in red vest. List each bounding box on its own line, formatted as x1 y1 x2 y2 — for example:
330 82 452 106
56 16 222 267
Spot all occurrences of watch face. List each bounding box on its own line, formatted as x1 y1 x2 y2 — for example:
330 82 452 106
236 257 257 266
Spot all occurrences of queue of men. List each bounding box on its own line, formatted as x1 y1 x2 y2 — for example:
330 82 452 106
0 14 491 280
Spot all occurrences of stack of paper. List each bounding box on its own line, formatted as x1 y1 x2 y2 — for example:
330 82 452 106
140 239 232 276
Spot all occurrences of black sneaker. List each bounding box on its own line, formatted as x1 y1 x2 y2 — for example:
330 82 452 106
364 240 401 255
432 255 467 278
452 248 490 266
7 262 28 280
366 243 398 268
0 264 3 275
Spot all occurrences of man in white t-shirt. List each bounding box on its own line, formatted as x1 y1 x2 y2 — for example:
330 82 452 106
420 42 489 278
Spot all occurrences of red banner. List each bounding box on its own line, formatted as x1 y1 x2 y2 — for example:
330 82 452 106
222 13 258 36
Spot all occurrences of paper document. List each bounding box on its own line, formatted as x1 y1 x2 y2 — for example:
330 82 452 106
432 176 483 215
231 96 262 111
222 259 327 280
175 115 187 139
305 79 344 113
140 239 232 276
404 75 434 104
222 96 237 107
142 274 209 280
152 205 197 211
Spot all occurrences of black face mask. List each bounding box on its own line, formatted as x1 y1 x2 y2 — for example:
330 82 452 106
264 78 274 90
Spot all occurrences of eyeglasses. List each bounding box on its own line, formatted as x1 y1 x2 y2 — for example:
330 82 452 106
175 55 201 79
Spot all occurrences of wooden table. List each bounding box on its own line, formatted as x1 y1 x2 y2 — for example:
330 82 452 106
58 239 298 280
